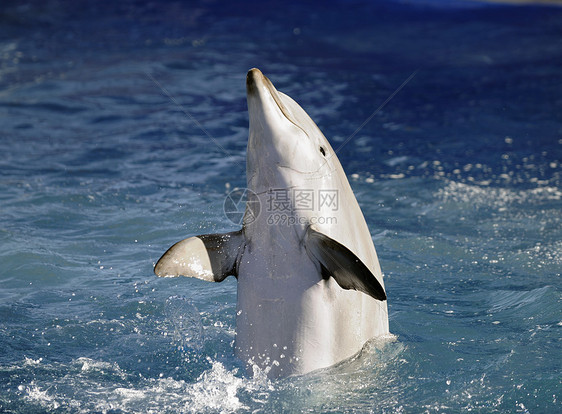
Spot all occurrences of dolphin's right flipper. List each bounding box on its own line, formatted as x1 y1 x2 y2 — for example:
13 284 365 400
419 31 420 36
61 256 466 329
305 226 387 301
154 230 245 282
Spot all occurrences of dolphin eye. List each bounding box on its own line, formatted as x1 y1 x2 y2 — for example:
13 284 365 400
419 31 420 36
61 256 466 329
319 146 326 156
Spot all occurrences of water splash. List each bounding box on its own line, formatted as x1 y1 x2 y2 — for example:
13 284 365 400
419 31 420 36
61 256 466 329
164 295 204 351
18 356 272 413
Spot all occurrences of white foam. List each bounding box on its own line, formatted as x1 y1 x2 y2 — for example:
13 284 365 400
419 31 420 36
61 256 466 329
189 359 247 412
436 179 562 209
23 357 42 366
21 357 273 414
24 381 61 410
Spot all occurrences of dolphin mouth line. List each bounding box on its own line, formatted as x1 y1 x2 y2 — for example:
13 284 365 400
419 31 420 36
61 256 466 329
247 162 338 188
266 81 309 138
278 163 337 179
263 77 299 127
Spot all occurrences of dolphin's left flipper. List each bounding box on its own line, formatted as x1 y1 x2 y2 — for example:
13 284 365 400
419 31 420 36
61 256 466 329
305 227 387 301
154 230 245 282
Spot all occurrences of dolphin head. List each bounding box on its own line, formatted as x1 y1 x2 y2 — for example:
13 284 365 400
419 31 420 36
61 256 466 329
246 68 339 193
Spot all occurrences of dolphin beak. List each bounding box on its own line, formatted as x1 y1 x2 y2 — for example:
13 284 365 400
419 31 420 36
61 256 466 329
246 68 298 128
246 67 264 96
246 68 276 101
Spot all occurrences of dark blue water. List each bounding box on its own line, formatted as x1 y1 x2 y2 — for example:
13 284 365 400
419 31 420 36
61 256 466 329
1 0 561 412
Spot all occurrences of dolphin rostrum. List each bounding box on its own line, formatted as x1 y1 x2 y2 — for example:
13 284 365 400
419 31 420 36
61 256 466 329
155 68 389 378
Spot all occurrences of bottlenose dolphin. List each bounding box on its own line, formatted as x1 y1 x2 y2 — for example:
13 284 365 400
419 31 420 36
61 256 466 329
155 68 389 378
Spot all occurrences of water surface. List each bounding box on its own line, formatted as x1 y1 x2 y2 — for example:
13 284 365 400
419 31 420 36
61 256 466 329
0 0 560 412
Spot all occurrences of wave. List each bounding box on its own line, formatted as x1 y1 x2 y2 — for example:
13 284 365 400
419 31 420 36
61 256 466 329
436 179 562 210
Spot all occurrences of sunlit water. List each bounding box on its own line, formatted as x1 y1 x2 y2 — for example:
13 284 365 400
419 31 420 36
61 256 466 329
1 0 561 412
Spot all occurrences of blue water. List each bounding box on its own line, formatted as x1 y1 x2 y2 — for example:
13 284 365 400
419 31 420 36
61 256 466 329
1 0 561 412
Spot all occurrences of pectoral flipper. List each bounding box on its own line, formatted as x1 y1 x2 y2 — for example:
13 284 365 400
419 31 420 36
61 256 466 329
154 230 244 282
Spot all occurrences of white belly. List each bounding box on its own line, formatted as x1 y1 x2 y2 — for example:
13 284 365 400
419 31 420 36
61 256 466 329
235 241 388 377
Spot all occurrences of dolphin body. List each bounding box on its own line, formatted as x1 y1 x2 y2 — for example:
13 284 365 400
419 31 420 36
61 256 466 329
155 68 389 378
